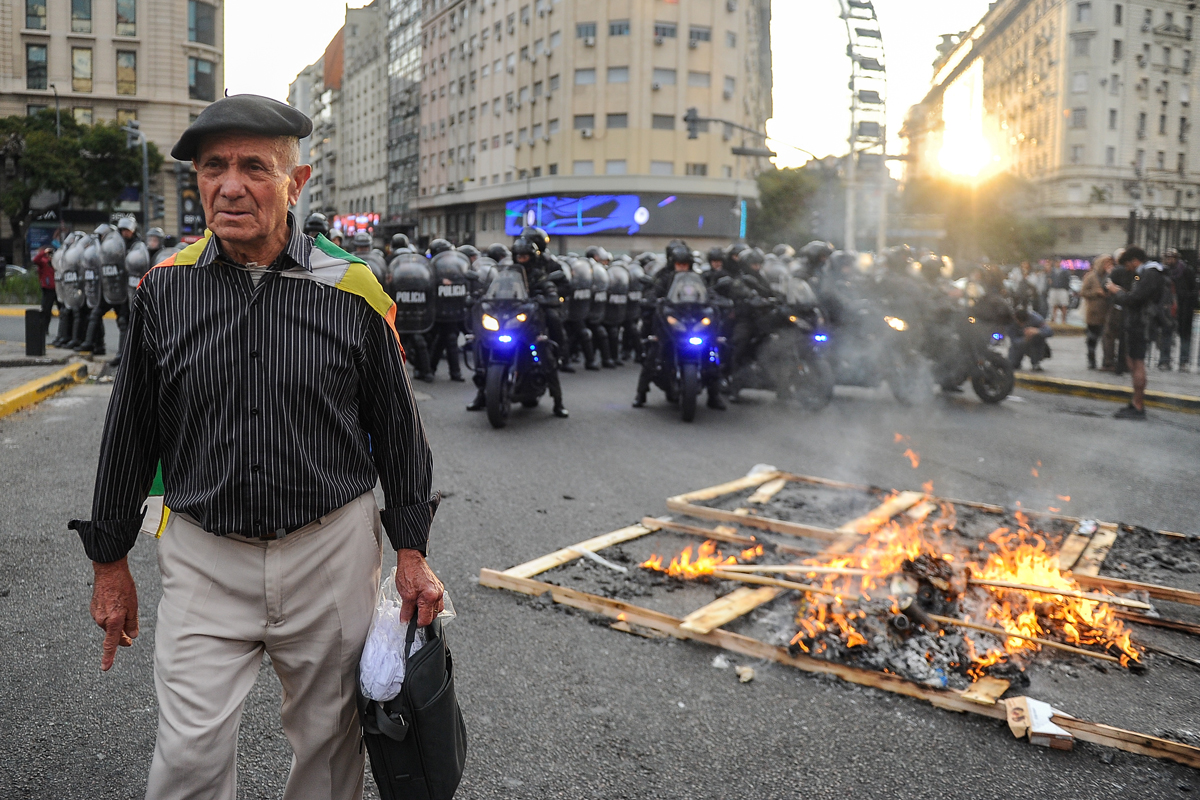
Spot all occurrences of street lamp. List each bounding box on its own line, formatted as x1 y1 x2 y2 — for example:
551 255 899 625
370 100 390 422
48 83 60 137
121 120 150 229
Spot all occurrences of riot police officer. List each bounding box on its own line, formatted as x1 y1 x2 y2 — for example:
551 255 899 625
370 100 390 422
511 236 568 364
353 231 387 288
485 243 510 262
799 240 834 280
458 244 480 265
59 232 89 348
145 227 166 264
303 212 330 238
389 248 436 382
624 260 647 363
727 248 776 378
585 258 614 369
605 259 631 365
390 232 412 254
80 220 136 356
561 257 593 372
428 247 470 381
707 246 726 273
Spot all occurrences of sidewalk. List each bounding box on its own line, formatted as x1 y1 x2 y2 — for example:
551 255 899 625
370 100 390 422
1013 327 1200 413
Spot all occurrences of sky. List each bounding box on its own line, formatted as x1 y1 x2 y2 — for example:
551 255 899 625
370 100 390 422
224 0 995 169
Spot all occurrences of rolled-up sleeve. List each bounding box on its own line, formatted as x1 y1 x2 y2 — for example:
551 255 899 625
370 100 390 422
356 307 438 552
68 286 161 562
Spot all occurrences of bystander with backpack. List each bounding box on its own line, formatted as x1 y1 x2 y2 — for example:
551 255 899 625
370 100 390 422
1164 250 1198 371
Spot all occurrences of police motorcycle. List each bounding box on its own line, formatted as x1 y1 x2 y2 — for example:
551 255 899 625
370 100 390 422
648 271 722 422
477 265 565 428
922 266 1014 404
721 275 835 411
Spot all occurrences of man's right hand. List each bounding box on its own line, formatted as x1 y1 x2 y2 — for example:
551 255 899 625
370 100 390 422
91 556 139 671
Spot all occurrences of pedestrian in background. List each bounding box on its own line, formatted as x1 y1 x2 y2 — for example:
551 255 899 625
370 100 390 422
1103 248 1132 374
1048 259 1072 324
1107 246 1165 419
1081 255 1112 370
1163 249 1197 372
1008 305 1054 371
69 95 443 800
32 244 60 338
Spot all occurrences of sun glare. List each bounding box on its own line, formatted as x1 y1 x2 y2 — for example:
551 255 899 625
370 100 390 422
938 60 991 178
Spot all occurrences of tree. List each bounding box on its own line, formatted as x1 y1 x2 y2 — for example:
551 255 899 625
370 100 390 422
0 113 163 263
747 166 821 248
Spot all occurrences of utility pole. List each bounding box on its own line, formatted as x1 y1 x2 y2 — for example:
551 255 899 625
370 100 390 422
49 84 60 137
122 120 150 229
844 86 858 252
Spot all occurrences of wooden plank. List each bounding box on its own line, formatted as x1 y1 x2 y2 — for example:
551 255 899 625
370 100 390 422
668 471 782 505
961 677 1011 706
711 569 855 599
1072 574 1200 608
477 568 1200 769
968 579 1152 611
748 477 788 504
1056 527 1093 572
640 517 758 546
679 587 782 635
664 499 847 542
905 501 938 520
1115 611 1200 637
1073 524 1119 576
503 524 653 579
836 491 927 535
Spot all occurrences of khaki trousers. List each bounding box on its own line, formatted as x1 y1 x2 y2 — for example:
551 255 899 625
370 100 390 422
145 492 383 800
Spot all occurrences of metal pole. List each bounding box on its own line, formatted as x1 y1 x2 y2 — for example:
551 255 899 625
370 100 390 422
49 84 59 137
140 135 150 227
876 134 888 254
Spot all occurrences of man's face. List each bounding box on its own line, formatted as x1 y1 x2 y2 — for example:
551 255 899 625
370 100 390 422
120 228 134 241
673 262 690 272
710 260 723 271
148 235 161 250
194 134 311 249
516 253 530 264
1166 255 1178 266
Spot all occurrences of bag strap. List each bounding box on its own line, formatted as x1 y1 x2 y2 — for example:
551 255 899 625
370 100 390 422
404 614 420 651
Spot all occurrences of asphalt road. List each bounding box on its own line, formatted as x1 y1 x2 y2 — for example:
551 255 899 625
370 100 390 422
2 363 1199 799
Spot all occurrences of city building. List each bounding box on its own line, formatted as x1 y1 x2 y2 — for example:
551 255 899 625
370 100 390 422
289 60 320 223
0 0 224 250
901 0 1200 259
384 0 423 241
415 0 772 254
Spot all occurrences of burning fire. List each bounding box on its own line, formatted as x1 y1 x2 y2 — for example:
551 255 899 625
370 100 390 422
641 540 764 579
642 490 1142 682
903 449 920 469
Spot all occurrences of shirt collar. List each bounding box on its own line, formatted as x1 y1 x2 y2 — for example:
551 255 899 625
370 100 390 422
194 211 312 272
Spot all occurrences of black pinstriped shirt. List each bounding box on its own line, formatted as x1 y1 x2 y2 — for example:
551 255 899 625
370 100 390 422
70 215 438 563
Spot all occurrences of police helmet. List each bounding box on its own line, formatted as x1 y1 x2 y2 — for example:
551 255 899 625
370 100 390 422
427 238 453 256
584 245 601 260
304 212 330 236
353 231 373 249
773 243 796 259
920 255 945 282
828 250 858 274
116 216 137 234
146 226 166 240
485 243 510 261
511 237 539 259
799 240 834 265
668 244 692 265
521 226 550 253
330 227 345 243
707 246 726 265
458 244 480 259
885 245 912 273
391 233 411 250
740 248 765 268
94 223 115 236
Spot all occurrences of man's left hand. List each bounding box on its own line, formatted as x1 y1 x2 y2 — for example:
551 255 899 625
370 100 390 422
395 549 444 627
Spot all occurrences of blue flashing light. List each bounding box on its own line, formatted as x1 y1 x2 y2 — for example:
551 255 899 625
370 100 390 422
814 334 829 342
992 333 1004 341
498 335 513 343
688 336 703 346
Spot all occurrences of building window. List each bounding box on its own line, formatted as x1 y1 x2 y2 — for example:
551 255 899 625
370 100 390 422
1109 73 1120 94
1109 108 1118 129
189 57 215 101
607 66 629 83
1073 36 1091 57
653 22 677 38
689 26 711 43
652 68 677 85
549 163 558 175
72 47 93 93
650 161 673 175
532 166 541 177
1072 71 1088 93
726 31 737 48
575 68 596 85
548 118 559 134
1069 107 1087 128
685 163 708 176
1185 50 1192 73
606 113 627 129
26 104 46 116
1157 150 1166 170
1138 112 1147 137
504 131 513 144
25 44 47 90
573 160 594 175
574 114 594 130
72 0 92 34
605 159 627 175
532 123 542 139
26 0 46 30
189 1 216 46
1164 46 1172 68
73 107 93 125
1144 9 1152 28
688 71 711 88
1160 114 1168 134
1070 144 1084 163
1112 40 1122 61
1181 117 1190 142
550 31 561 49
116 51 137 95
116 0 136 36
1114 3 1122 25
1136 148 1145 170
1075 2 1091 24
652 114 675 130
1178 152 1186 174
609 20 629 36
1069 226 1084 244
576 22 596 39
1106 145 1116 165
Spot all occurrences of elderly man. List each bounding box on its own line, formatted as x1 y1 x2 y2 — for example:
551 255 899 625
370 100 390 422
69 95 443 800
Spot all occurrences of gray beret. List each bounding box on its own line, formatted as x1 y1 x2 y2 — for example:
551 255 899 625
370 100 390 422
171 94 313 161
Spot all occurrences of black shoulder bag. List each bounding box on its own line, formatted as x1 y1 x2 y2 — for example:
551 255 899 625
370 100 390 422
358 616 468 800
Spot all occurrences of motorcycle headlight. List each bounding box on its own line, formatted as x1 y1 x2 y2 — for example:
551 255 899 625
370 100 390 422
666 315 678 326
482 314 500 331
688 336 704 346
992 332 1004 341
516 313 527 322
701 317 711 326
789 315 798 323
885 316 909 332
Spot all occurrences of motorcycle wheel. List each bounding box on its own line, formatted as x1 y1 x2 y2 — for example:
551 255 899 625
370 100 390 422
486 363 511 428
971 351 1014 404
679 363 699 422
521 398 540 408
790 356 835 411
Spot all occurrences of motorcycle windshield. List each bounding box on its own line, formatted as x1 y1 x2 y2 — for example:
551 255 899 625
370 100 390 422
786 276 818 306
484 268 529 300
666 272 708 304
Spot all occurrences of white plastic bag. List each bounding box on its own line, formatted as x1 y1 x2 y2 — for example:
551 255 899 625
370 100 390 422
358 568 456 702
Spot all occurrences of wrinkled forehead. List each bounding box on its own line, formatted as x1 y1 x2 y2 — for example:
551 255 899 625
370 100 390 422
194 132 289 167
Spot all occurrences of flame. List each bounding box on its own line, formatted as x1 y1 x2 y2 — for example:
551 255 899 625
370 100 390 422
1031 468 1039 478
893 433 907 443
1057 495 1071 502
640 540 763 578
922 481 935 495
903 449 920 469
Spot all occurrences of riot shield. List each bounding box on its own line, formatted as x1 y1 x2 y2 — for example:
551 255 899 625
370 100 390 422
605 263 630 325
390 253 437 334
762 256 790 296
82 236 103 308
626 262 646 322
468 257 498 299
587 263 609 324
363 250 388 284
565 258 592 322
60 234 86 310
432 250 471 323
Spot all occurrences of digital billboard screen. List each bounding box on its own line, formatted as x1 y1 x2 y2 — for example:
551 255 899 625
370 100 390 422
504 194 738 238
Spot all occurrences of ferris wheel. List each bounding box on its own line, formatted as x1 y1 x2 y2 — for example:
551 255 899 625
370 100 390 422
838 0 889 252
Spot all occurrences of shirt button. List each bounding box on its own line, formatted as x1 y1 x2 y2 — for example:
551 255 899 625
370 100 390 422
250 350 260 359
250 407 259 416
251 464 261 472
254 519 264 527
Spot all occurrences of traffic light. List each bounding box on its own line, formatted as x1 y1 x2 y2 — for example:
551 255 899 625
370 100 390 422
684 107 700 139
151 194 165 220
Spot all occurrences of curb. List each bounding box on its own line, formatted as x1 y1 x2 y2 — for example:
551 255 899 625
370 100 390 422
1014 373 1200 414
0 361 89 420
0 307 116 319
